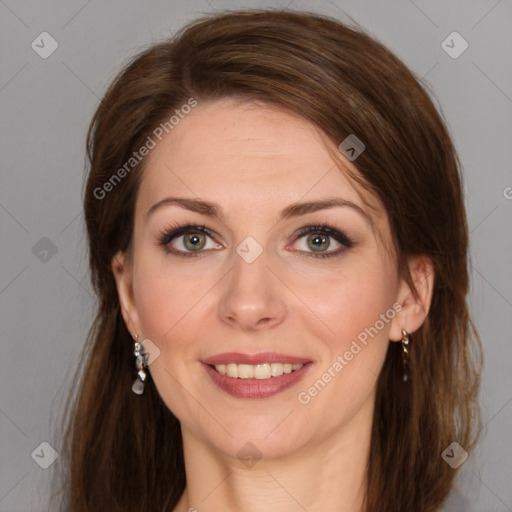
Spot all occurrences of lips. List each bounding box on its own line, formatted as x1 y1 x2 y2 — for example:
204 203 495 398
201 352 313 399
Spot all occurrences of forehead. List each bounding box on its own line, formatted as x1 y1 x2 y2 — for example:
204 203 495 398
137 98 382 223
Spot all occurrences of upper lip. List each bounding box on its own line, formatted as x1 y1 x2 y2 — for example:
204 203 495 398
202 352 312 365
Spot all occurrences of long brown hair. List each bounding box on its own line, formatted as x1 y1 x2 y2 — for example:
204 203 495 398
52 9 482 512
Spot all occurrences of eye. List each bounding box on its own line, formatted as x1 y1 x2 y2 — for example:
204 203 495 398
157 223 222 257
157 222 355 259
291 224 354 259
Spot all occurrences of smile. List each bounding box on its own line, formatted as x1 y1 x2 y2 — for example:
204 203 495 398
201 353 313 399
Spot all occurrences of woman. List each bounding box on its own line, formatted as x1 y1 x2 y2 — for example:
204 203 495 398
55 9 482 512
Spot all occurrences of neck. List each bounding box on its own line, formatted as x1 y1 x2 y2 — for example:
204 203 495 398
173 395 374 512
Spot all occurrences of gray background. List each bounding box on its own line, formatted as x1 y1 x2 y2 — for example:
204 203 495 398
0 0 511 511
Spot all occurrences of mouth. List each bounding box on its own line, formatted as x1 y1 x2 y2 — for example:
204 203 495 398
201 353 313 399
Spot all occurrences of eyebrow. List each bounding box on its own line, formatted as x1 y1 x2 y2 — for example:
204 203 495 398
145 196 370 224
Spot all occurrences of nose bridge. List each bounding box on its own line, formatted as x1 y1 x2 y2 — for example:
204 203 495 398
219 240 286 330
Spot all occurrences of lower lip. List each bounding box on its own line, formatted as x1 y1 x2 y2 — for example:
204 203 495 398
202 362 313 399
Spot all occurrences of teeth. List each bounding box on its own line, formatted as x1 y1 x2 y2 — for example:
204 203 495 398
226 364 238 378
238 364 254 378
214 362 305 379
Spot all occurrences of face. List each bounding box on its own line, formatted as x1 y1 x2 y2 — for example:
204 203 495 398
113 98 427 462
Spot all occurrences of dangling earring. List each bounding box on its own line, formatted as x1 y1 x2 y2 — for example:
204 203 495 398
401 328 411 382
131 334 147 395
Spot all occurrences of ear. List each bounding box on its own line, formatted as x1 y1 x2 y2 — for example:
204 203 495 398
389 256 435 342
111 250 141 338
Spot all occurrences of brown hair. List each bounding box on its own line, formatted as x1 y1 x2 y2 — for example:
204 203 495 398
52 9 482 512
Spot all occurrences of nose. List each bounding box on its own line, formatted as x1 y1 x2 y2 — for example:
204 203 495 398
218 247 287 332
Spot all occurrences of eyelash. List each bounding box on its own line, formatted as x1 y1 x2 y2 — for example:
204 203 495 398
156 222 355 259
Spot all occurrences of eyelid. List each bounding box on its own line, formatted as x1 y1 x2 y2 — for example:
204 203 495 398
292 224 353 246
158 222 214 245
156 223 221 257
288 224 354 258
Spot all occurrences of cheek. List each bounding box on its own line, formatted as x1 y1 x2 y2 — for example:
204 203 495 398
132 252 213 344
131 255 214 419
298 253 398 345
293 256 398 407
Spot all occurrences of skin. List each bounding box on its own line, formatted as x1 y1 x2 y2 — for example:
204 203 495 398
112 98 434 512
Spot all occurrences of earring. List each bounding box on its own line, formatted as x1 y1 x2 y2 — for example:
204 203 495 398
131 334 147 395
401 328 411 382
